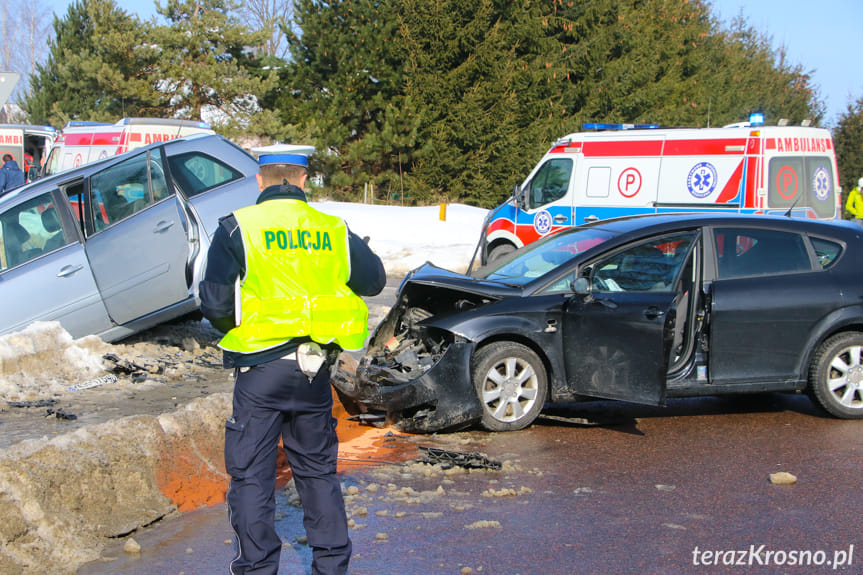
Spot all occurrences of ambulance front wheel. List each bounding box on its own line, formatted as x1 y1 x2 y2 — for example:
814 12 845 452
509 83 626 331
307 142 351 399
488 242 516 263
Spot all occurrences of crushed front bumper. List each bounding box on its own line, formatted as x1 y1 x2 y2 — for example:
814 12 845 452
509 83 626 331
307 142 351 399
332 342 483 433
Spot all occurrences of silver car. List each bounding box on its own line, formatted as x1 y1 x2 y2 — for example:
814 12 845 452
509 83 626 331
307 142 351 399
0 134 260 341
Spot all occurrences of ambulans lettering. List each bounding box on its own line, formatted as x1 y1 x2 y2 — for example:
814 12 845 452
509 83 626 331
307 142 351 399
144 133 180 145
775 137 831 153
262 229 332 251
1 135 23 145
687 162 717 198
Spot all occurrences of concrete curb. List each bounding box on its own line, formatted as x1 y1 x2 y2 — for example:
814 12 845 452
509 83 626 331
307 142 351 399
0 393 231 574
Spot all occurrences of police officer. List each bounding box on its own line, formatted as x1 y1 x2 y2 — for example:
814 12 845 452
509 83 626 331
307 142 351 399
847 177 863 227
199 147 386 575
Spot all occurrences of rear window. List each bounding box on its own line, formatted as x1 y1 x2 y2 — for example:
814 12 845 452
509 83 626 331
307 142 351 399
714 228 812 279
810 236 842 269
167 152 243 197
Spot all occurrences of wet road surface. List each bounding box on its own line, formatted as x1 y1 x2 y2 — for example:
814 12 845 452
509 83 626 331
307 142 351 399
79 391 863 574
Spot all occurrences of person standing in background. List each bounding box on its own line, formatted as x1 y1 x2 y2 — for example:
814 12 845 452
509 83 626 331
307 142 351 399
0 153 26 196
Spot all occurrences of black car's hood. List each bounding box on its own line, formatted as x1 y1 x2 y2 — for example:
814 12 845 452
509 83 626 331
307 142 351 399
400 262 523 298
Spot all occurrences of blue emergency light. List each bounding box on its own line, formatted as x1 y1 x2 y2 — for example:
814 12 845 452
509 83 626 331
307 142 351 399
582 123 661 131
65 121 112 128
748 112 765 126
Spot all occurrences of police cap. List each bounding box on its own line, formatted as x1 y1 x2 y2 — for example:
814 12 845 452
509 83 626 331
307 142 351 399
251 144 312 168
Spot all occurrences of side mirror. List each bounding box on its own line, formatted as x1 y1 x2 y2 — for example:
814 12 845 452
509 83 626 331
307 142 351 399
514 184 527 212
573 276 591 295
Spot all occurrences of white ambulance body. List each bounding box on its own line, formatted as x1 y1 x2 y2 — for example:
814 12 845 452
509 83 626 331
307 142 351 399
483 122 841 261
0 124 58 181
42 117 214 176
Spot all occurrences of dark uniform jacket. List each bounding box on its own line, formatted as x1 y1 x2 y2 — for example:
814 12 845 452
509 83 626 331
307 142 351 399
199 185 386 367
0 160 26 196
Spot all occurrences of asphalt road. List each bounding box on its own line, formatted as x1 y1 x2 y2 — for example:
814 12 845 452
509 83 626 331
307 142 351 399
78 390 863 575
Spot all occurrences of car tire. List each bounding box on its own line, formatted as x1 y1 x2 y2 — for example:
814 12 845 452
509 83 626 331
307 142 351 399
488 243 515 263
472 341 547 431
808 332 863 419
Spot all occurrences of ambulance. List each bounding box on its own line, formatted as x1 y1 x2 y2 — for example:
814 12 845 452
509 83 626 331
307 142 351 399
42 117 214 176
482 120 841 263
0 124 58 182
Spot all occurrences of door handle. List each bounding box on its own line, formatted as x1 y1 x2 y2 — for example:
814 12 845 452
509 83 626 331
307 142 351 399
644 306 664 319
57 265 84 278
153 220 175 233
553 215 568 223
583 215 599 224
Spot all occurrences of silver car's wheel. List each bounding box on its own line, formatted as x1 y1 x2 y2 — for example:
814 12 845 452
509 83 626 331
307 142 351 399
809 332 863 419
472 342 547 431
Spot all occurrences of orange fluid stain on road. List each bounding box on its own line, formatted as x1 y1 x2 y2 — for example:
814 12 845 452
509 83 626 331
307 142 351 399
157 388 409 511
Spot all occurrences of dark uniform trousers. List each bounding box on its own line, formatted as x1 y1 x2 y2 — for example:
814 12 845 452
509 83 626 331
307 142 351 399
225 357 351 575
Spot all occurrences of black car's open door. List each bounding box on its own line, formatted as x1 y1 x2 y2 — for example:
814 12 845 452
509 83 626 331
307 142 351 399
563 291 675 405
561 231 698 405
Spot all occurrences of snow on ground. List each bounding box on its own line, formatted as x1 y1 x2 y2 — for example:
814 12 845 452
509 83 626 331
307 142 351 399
315 201 489 276
0 202 489 402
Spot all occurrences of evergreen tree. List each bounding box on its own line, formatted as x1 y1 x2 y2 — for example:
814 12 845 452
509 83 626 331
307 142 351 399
25 0 153 125
833 95 863 216
148 0 277 127
282 0 828 207
395 0 558 205
285 0 416 200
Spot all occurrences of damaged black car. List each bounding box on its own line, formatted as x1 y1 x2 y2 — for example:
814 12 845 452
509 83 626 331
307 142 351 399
332 213 863 433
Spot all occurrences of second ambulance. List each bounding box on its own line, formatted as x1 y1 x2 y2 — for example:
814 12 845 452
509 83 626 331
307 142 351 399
483 120 841 262
42 117 214 177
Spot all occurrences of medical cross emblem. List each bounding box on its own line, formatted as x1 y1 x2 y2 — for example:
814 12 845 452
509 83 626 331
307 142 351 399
812 166 831 201
687 162 718 199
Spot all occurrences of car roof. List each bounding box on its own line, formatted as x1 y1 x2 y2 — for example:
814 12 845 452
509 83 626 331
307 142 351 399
579 212 858 237
0 133 229 206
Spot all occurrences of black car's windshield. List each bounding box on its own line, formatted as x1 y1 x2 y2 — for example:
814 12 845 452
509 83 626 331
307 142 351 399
484 228 616 284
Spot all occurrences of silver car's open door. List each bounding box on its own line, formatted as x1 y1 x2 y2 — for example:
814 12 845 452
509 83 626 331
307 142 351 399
80 151 192 326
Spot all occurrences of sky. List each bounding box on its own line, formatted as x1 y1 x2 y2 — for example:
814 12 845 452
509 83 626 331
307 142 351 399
44 0 861 126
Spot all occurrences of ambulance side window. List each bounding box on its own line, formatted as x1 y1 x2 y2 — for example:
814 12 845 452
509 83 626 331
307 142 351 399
527 159 572 210
586 167 611 198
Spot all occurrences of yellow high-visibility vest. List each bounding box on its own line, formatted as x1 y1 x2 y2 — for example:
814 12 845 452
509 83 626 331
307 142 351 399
218 199 369 353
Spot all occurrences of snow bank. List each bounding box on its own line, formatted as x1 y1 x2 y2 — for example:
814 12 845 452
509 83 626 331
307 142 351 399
0 322 110 402
315 201 488 276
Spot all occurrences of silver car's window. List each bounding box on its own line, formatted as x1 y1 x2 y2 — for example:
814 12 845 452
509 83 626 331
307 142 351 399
714 228 812 278
0 192 70 270
167 152 242 197
485 228 614 285
591 233 695 292
89 152 155 232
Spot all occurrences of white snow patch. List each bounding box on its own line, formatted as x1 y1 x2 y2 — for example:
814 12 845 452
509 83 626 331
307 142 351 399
0 322 110 402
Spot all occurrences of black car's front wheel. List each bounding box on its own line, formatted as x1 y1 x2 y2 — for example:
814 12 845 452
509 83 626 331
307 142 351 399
809 332 863 418
472 342 547 431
